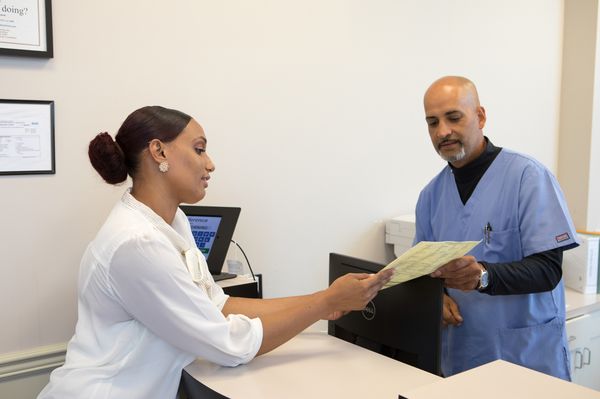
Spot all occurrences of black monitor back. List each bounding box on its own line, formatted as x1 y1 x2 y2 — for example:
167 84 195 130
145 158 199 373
328 253 443 376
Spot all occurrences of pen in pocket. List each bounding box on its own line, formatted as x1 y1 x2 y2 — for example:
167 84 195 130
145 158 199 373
484 222 492 244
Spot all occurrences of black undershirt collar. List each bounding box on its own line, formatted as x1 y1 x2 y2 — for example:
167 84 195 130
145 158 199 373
449 137 502 205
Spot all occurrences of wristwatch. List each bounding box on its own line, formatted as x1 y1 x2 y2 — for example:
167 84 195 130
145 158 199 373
477 267 489 291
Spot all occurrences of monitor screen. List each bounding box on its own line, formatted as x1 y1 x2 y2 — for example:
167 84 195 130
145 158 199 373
328 253 443 375
180 206 241 280
188 215 222 258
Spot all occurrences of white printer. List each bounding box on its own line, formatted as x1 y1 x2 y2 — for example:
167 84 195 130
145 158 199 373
563 233 599 294
385 214 416 258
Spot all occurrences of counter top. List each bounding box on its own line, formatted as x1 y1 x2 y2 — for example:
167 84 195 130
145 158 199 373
566 288 600 319
185 332 442 398
399 360 600 399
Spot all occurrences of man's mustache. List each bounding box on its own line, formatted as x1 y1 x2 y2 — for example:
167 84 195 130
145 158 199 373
437 138 462 150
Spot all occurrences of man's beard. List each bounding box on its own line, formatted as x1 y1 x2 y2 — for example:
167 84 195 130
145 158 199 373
437 142 466 163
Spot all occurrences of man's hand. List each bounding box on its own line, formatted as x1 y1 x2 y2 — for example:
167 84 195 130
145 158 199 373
442 294 463 326
431 255 485 291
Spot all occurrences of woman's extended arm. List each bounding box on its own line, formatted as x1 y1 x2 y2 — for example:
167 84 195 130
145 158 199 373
222 270 392 355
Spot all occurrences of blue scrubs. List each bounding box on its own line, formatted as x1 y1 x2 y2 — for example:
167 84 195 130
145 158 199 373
414 148 578 380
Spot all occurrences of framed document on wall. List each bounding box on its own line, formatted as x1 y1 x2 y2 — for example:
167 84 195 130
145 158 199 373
0 0 53 58
0 99 55 175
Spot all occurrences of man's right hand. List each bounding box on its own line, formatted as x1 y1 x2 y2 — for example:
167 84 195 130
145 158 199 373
443 293 463 326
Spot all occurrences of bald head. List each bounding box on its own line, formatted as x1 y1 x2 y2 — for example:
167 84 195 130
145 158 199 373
424 76 481 110
423 76 487 168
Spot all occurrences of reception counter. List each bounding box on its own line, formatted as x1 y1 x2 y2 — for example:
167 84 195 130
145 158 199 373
184 331 442 398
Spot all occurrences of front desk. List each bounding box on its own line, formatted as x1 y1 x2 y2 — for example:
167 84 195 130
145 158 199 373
182 331 600 399
182 332 442 398
191 276 600 398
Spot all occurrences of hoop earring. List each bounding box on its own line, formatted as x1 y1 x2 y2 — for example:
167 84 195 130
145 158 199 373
159 161 169 173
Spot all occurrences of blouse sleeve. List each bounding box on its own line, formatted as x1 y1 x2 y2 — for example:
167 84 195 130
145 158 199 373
108 232 263 367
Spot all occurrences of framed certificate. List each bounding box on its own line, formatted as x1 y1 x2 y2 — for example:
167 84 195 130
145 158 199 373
0 100 55 175
0 0 53 58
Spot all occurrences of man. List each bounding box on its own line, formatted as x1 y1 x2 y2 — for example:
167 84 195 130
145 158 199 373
415 76 578 380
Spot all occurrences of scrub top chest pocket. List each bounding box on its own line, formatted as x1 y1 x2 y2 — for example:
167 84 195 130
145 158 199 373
482 224 523 263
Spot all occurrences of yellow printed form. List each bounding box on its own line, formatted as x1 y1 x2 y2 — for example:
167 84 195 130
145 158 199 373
381 240 482 289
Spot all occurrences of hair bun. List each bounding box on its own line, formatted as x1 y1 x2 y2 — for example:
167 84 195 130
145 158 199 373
88 132 128 185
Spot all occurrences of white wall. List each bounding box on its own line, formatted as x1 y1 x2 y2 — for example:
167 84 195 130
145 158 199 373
0 0 564 355
557 0 600 232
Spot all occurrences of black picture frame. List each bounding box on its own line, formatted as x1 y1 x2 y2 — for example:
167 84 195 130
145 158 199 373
0 99 55 175
0 0 53 58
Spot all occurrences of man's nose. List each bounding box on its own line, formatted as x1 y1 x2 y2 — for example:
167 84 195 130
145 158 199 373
435 120 452 139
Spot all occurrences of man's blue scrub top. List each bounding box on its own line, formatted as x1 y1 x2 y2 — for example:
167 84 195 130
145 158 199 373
414 148 578 380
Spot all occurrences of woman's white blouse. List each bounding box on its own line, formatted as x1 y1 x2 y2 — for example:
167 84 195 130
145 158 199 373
38 191 263 399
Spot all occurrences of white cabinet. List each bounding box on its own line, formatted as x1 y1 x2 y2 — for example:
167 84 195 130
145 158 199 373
566 310 600 391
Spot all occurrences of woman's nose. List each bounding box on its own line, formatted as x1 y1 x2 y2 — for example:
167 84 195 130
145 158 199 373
206 154 215 172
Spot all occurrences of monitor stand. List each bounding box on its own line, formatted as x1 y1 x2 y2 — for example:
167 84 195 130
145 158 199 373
212 272 237 282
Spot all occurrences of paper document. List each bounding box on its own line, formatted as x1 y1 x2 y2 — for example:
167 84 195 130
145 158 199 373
381 240 481 289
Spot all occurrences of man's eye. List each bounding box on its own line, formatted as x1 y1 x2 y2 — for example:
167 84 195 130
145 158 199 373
195 148 206 155
427 121 438 127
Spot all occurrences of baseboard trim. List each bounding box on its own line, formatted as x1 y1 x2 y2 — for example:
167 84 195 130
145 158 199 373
0 344 66 381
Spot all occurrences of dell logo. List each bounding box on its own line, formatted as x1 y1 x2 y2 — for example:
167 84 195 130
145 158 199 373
361 301 376 320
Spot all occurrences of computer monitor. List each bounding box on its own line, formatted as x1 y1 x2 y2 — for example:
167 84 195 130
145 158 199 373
328 253 443 375
180 205 241 281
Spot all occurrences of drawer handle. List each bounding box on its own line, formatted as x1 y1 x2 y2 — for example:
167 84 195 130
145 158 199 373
583 347 591 366
575 350 583 369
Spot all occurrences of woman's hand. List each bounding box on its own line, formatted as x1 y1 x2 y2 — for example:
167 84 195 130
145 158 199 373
325 269 393 314
323 310 349 320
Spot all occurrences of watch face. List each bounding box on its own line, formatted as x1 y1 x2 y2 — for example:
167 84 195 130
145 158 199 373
481 270 489 288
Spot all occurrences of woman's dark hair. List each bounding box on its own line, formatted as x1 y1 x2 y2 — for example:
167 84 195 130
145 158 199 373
88 106 192 184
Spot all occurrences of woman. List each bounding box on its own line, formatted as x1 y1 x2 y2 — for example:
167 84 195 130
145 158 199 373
38 106 392 398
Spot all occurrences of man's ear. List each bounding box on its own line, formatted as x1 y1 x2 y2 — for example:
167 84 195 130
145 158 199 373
477 106 487 129
148 139 167 163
